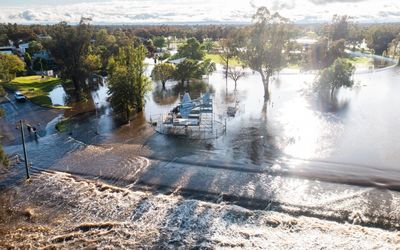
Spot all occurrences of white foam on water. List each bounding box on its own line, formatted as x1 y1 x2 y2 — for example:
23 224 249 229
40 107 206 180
1 171 399 249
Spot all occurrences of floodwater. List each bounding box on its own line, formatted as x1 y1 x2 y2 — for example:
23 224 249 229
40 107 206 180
2 57 400 247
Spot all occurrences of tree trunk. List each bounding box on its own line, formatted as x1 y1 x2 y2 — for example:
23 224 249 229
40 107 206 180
162 80 166 89
234 81 237 91
260 71 270 102
126 108 130 123
398 56 400 66
225 60 229 95
330 87 335 101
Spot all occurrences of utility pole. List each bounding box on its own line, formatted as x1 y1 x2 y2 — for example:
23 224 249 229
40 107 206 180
18 120 30 179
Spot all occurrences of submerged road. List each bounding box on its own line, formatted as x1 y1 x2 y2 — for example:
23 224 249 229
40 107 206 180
2 61 400 231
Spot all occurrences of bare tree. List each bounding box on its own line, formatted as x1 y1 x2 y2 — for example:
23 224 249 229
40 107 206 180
227 67 247 91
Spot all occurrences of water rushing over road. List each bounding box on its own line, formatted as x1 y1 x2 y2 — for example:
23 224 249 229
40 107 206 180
2 59 400 246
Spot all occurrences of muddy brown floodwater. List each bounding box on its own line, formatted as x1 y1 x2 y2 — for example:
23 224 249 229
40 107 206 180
2 57 400 248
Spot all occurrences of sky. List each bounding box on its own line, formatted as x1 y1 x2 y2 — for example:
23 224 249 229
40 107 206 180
0 0 399 24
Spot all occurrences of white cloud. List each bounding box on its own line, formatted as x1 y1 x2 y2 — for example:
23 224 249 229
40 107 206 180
0 0 399 24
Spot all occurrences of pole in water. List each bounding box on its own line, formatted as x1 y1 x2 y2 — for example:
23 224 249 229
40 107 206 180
19 120 30 179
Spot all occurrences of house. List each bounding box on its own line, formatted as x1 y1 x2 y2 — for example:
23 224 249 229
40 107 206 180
18 43 29 54
168 57 186 65
0 46 15 55
32 50 51 61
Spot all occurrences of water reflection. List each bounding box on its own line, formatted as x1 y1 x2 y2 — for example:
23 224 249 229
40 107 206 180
11 58 400 189
48 85 67 106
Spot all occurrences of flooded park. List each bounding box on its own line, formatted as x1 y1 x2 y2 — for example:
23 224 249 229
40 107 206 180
1 54 400 248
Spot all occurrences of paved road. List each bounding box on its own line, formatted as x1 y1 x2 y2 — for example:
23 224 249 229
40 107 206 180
0 94 62 145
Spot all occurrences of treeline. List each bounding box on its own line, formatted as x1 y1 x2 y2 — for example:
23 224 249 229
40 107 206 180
0 23 241 45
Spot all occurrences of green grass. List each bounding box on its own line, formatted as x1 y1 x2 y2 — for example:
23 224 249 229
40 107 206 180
346 56 372 65
30 95 52 107
2 76 71 109
55 118 71 133
205 53 243 67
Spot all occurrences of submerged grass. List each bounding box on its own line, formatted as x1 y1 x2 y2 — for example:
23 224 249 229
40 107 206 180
55 118 71 133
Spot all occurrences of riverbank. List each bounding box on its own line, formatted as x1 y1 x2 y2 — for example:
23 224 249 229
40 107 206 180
1 171 398 249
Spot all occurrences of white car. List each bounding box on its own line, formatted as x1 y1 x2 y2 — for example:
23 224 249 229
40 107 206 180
14 91 27 102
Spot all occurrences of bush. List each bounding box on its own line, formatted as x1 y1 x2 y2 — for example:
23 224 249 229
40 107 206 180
0 146 9 167
55 118 71 132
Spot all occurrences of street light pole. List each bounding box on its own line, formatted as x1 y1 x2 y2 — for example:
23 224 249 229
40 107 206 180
19 120 30 179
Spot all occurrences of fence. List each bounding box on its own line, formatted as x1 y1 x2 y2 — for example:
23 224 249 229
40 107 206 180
149 113 226 140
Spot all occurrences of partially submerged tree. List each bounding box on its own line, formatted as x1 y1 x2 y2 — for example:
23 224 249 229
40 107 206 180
108 45 151 122
0 54 25 82
367 25 397 55
315 58 355 100
151 63 175 89
48 18 93 93
173 59 200 85
219 38 236 88
227 67 247 91
241 7 291 102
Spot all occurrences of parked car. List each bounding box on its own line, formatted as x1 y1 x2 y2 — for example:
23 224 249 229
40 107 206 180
14 91 27 102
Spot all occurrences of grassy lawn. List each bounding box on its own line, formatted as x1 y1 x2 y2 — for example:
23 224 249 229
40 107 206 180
2 76 70 109
205 53 243 67
346 56 372 65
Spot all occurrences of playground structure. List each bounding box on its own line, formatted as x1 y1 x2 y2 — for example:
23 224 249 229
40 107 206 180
150 92 226 139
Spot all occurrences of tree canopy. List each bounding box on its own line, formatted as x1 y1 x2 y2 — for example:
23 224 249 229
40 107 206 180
241 7 291 101
108 45 151 122
151 63 175 88
153 36 166 50
316 58 355 99
176 37 205 60
0 54 25 82
173 59 201 85
47 19 94 93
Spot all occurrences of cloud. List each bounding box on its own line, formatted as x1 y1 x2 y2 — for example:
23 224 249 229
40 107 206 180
310 0 366 4
0 0 399 24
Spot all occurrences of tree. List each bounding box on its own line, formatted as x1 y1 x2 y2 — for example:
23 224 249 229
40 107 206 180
176 37 205 60
153 36 166 50
84 53 102 72
108 45 151 122
241 7 291 102
227 67 247 91
201 39 214 53
219 38 236 89
173 59 201 85
47 18 93 93
144 39 156 58
315 58 355 100
199 59 216 76
367 26 397 55
151 63 175 89
328 15 351 41
0 54 25 82
27 40 43 55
